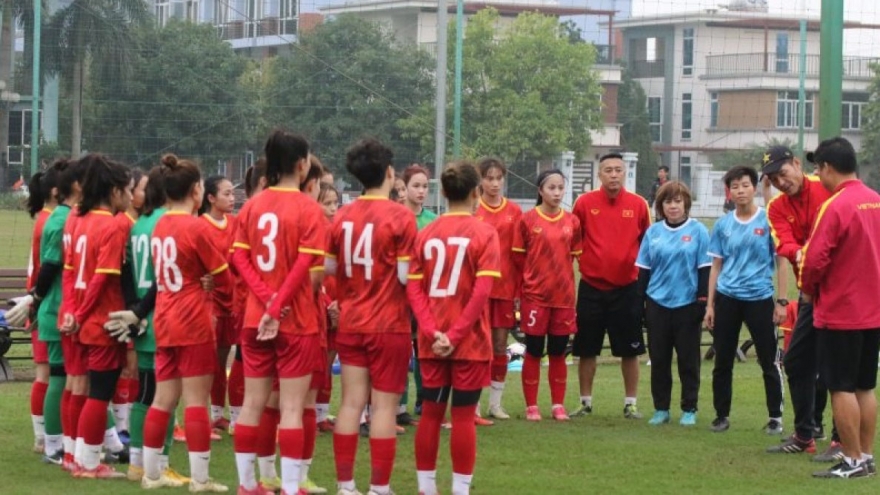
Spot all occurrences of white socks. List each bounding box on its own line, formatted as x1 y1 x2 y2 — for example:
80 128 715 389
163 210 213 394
452 473 473 495
281 457 302 494
80 443 102 470
130 447 143 469
44 434 62 456
104 426 124 453
258 455 278 480
624 397 637 406
417 470 437 495
143 446 163 480
210 405 224 423
235 452 257 490
488 381 505 409
315 403 330 423
581 396 592 408
32 415 45 441
189 450 211 483
112 403 131 433
300 458 313 482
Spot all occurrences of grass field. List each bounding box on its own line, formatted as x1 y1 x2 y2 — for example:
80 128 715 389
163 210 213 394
2 360 878 495
0 209 33 269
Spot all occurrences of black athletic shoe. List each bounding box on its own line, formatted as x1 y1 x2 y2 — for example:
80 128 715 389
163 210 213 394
766 434 816 454
104 445 130 464
867 458 876 476
813 424 826 441
812 460 869 479
710 417 730 433
396 412 417 426
764 419 783 435
813 441 845 463
359 422 370 438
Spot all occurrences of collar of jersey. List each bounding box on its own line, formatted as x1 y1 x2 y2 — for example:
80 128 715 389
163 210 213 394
268 186 300 192
479 197 507 213
661 217 692 232
202 213 228 229
164 210 192 216
92 207 113 216
359 195 388 201
535 207 564 222
443 212 471 217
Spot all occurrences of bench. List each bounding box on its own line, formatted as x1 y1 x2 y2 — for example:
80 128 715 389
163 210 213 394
0 268 31 380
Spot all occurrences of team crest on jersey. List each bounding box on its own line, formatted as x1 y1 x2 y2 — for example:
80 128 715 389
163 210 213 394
681 235 692 242
532 227 542 234
622 210 634 218
787 216 795 223
562 226 572 235
506 215 515 222
590 209 600 215
754 228 766 236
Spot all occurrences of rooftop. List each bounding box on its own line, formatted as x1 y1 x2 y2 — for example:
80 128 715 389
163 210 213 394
610 9 880 31
320 0 615 17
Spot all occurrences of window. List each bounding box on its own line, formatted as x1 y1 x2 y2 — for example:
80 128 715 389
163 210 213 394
682 28 694 76
6 109 41 164
647 97 662 142
280 0 297 35
681 93 692 140
680 156 692 191
842 102 864 130
776 32 789 73
185 0 199 22
776 91 813 129
646 37 657 62
155 0 169 27
710 92 718 128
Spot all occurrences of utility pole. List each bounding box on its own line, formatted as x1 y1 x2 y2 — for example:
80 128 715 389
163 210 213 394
434 0 448 180
818 0 843 141
796 0 807 157
30 0 41 175
453 0 463 158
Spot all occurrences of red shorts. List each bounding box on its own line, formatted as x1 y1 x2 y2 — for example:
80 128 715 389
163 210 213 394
87 344 127 372
61 335 88 376
421 359 490 390
336 332 411 394
31 331 48 364
155 342 216 381
489 299 516 329
241 328 324 380
215 314 239 348
520 302 576 336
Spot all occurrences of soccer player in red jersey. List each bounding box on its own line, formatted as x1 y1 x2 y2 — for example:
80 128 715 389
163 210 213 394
325 138 417 495
19 167 60 454
61 154 133 479
231 131 327 495
139 154 233 492
199 175 239 434
474 157 522 421
316 182 340 433
408 160 501 495
512 170 582 422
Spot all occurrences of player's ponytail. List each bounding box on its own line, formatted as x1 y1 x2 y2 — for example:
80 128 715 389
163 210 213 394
264 129 309 187
160 153 201 201
26 167 61 218
77 153 132 216
441 160 480 202
245 158 267 198
535 169 565 207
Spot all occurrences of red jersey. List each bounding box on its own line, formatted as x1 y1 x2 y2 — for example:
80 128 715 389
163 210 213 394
58 207 81 326
766 175 831 284
153 212 230 346
512 207 582 308
201 213 236 314
409 213 501 361
572 187 650 290
70 209 127 346
327 196 417 335
27 208 53 291
800 179 880 330
475 197 522 301
234 188 325 335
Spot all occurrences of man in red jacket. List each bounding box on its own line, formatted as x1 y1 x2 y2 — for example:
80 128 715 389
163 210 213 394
801 137 880 479
762 145 835 457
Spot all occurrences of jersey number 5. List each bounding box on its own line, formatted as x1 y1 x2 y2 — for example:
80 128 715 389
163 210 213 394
424 237 470 297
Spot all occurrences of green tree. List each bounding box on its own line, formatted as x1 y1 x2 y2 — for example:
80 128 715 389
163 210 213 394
84 20 254 168
263 15 435 173
617 67 658 196
401 9 605 163
858 63 880 190
708 137 795 172
44 0 150 158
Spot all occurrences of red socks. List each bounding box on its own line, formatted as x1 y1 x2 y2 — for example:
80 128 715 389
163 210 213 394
211 365 227 411
144 408 171 449
227 360 244 408
31 380 48 416
234 423 258 454
184 407 212 452
61 389 72 439
78 399 109 446
333 433 358 482
68 394 87 440
491 354 509 383
369 437 396 486
303 408 317 460
316 387 331 405
128 377 140 402
415 400 445 471
112 378 130 405
450 404 477 476
522 354 541 407
548 355 567 405
256 408 280 457
278 428 304 460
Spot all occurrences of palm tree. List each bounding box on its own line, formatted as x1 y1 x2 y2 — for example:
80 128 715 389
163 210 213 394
44 0 150 157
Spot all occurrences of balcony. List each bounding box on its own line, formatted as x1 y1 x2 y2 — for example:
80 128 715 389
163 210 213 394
218 18 297 41
593 44 614 65
705 53 880 79
630 59 665 78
